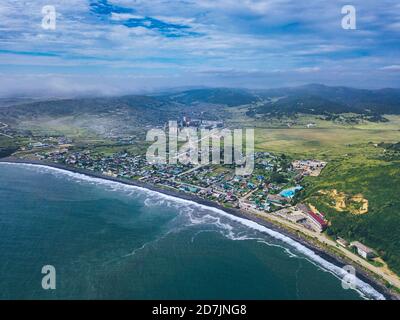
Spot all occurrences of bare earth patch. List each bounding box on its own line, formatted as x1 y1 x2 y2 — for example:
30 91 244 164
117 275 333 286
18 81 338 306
319 189 369 215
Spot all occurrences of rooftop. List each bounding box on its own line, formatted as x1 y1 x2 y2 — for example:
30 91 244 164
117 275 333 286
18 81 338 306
350 241 375 254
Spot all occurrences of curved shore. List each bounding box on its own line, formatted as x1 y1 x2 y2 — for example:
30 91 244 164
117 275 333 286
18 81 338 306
0 157 398 300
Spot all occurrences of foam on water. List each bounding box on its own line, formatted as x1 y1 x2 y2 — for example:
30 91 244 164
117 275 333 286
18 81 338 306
0 162 386 300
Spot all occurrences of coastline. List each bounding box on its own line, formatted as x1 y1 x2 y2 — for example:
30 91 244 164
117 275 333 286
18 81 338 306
0 156 398 300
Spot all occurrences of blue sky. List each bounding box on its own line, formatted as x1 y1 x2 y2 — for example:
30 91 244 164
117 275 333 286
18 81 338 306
0 0 399 97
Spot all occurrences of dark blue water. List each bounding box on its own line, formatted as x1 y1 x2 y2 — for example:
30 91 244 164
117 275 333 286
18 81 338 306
0 163 383 299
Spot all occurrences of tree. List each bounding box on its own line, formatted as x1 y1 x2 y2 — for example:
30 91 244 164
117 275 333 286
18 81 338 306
270 172 286 184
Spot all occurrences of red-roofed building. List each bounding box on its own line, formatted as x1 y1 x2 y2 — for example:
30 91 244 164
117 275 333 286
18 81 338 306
296 203 328 232
306 210 328 232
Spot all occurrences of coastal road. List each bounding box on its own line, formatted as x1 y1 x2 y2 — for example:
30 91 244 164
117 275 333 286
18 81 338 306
248 207 400 290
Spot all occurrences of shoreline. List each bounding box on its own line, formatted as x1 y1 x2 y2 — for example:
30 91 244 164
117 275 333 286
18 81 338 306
0 157 397 300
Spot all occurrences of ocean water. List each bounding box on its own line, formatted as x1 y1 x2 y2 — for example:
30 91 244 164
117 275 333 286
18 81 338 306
0 163 384 300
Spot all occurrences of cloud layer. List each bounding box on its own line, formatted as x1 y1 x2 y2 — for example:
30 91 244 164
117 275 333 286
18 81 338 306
0 0 399 97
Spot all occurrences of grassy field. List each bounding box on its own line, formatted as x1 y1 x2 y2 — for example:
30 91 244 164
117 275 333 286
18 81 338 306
250 115 400 276
254 116 400 159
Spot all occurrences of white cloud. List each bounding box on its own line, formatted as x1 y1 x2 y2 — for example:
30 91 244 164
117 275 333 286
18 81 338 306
195 0 273 15
387 22 400 31
0 0 399 96
111 13 145 21
380 65 400 71
295 67 321 73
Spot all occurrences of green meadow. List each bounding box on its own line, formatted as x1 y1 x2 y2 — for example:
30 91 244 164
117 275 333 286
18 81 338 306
254 116 400 276
254 115 400 158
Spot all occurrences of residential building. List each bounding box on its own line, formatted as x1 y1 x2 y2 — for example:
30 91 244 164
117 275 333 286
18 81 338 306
350 241 376 260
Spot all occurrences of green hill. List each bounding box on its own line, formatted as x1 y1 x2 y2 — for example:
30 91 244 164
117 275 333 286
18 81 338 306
251 84 400 119
161 88 259 107
301 148 400 276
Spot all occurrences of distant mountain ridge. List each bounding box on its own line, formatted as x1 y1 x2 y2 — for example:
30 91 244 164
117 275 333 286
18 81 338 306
1 85 400 123
159 88 258 107
255 84 400 115
159 84 400 116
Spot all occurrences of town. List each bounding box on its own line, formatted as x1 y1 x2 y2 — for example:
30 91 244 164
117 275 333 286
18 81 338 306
11 134 379 264
22 136 331 232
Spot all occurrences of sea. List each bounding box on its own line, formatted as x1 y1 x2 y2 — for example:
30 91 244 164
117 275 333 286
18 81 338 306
0 162 385 300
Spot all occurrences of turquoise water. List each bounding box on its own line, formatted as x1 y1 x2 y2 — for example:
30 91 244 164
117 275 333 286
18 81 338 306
0 163 383 300
280 186 303 198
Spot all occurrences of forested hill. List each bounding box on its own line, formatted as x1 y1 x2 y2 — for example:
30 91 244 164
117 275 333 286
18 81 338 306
1 84 400 122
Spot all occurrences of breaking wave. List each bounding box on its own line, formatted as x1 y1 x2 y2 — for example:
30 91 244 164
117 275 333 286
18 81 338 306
0 162 386 300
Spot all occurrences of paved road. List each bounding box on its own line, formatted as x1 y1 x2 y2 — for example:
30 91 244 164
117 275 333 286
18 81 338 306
247 207 400 290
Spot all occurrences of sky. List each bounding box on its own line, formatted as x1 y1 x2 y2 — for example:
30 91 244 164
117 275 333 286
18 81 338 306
0 0 399 97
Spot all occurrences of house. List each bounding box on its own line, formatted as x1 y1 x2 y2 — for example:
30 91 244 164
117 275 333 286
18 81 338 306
292 159 327 177
188 186 200 193
247 182 256 189
297 204 327 232
350 241 376 260
267 194 287 205
306 210 328 232
32 142 46 148
240 200 257 210
296 203 310 213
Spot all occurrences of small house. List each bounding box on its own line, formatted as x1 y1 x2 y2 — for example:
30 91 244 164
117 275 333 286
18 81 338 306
350 241 376 260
